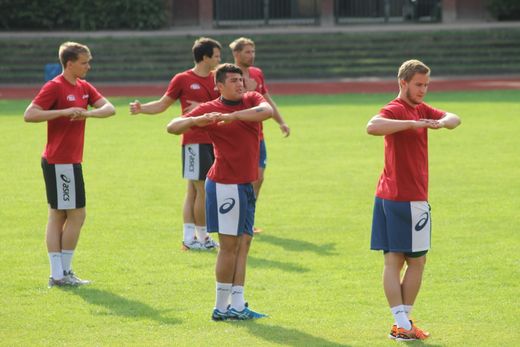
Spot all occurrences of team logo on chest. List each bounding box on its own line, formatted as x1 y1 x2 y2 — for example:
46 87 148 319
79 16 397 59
190 83 201 90
67 94 76 101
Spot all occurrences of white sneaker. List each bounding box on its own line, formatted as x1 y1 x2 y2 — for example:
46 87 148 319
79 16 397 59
202 236 219 249
64 270 91 286
181 239 204 250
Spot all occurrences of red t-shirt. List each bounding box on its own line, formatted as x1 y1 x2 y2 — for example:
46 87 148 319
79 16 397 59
246 67 268 140
375 98 445 201
165 69 219 145
32 75 103 164
183 91 266 184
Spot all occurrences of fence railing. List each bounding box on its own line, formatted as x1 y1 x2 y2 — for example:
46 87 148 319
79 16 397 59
214 0 320 27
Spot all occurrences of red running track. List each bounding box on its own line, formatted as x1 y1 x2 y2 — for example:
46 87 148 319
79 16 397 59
1 77 520 99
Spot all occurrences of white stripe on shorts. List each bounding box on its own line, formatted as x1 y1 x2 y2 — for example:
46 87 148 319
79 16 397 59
184 144 200 180
216 183 240 236
410 201 431 252
55 164 76 210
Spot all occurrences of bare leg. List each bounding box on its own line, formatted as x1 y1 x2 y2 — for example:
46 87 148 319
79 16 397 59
233 234 252 286
192 180 206 227
182 180 196 224
215 234 239 283
46 208 67 252
401 255 426 306
252 167 264 200
61 208 86 250
383 252 406 307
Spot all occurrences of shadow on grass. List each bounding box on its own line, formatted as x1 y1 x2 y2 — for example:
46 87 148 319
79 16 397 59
68 287 181 325
257 234 338 256
237 321 350 347
248 255 309 273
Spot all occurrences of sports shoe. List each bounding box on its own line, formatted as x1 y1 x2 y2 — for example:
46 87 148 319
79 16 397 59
181 239 204 251
64 270 91 286
395 323 430 341
48 276 68 288
211 308 229 321
228 306 268 320
388 324 398 339
202 236 219 249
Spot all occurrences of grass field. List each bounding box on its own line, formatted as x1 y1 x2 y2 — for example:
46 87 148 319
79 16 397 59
0 90 519 346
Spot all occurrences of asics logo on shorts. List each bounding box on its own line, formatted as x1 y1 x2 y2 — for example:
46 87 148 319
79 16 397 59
188 147 196 172
60 174 71 202
414 212 429 231
219 198 236 214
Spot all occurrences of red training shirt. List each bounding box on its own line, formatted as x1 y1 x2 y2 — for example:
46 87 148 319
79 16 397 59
183 91 266 184
375 98 445 201
165 69 219 145
32 75 103 164
246 67 268 140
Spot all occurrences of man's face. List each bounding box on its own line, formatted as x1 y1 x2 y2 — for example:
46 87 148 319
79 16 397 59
218 72 244 100
206 48 221 70
67 53 91 79
401 73 429 106
235 44 255 67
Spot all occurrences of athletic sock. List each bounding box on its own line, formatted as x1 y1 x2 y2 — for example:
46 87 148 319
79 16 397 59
61 249 74 274
183 223 196 243
230 285 245 311
215 282 232 312
195 225 208 241
48 252 64 280
404 305 413 320
391 305 412 330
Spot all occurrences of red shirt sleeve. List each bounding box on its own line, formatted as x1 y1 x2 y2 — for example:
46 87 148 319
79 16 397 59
86 82 103 106
420 103 445 120
165 74 183 100
32 81 58 110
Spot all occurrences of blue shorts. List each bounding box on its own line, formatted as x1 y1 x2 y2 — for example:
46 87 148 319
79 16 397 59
258 139 267 169
205 178 256 237
371 197 431 253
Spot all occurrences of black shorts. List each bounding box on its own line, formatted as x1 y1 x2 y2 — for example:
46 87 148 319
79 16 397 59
41 158 86 210
182 143 215 181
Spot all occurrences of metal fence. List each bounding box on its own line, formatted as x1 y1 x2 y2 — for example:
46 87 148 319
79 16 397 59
214 0 319 27
335 0 441 24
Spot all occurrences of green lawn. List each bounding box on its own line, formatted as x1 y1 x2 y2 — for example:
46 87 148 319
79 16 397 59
0 91 518 346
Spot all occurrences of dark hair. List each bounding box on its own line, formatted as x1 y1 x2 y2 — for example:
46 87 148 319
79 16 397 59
193 37 222 63
215 63 243 84
59 41 91 67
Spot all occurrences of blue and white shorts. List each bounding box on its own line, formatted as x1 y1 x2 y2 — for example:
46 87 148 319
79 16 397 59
205 178 256 236
258 139 267 169
371 197 431 253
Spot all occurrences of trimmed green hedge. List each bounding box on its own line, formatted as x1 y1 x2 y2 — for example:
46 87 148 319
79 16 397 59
488 0 520 20
0 0 166 30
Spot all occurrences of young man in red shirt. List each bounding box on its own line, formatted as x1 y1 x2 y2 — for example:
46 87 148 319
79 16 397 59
367 59 461 340
167 63 273 320
24 42 115 287
130 37 221 250
230 37 290 233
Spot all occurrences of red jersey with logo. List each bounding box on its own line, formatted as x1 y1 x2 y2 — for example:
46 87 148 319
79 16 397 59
183 91 266 184
375 98 445 201
32 75 103 164
246 67 268 140
165 69 219 145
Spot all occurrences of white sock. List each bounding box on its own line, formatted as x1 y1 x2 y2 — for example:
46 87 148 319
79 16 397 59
391 305 412 330
61 249 74 273
231 285 245 311
394 304 413 325
48 252 64 279
215 282 232 312
183 223 196 243
195 225 208 241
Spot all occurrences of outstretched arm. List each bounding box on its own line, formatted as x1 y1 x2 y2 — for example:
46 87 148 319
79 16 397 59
264 92 290 137
24 103 85 123
167 113 218 135
366 115 437 136
130 95 175 115
431 112 461 130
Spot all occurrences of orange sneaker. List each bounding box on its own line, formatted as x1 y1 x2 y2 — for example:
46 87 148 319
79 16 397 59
388 324 398 339
395 323 430 341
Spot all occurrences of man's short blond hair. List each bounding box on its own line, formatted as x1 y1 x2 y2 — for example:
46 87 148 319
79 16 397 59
59 41 91 67
229 37 255 52
398 59 430 82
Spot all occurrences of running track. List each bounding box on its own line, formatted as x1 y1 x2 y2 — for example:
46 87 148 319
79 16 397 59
2 76 520 99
